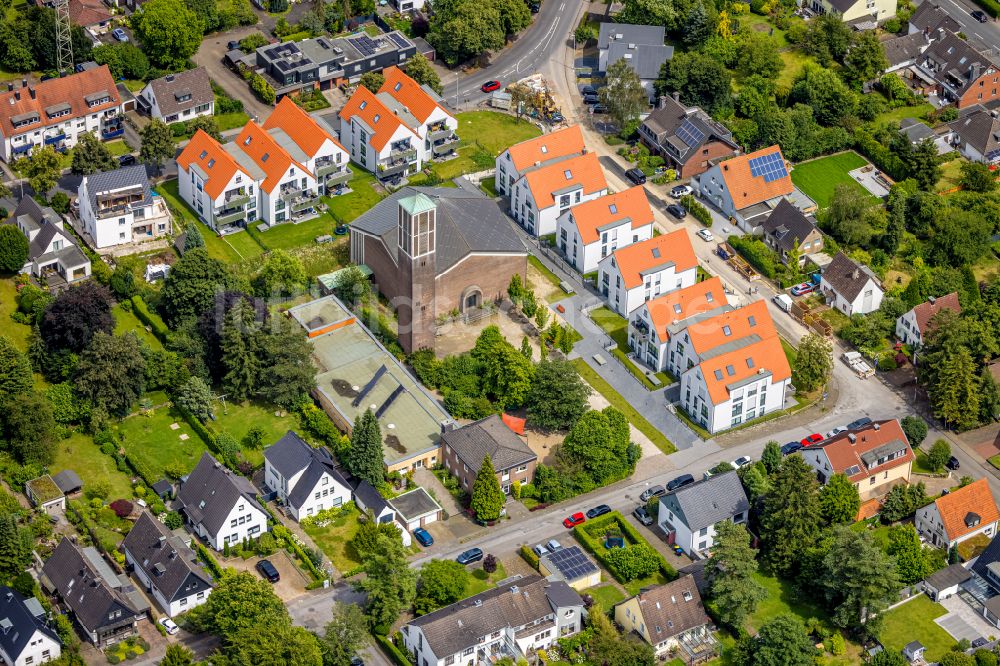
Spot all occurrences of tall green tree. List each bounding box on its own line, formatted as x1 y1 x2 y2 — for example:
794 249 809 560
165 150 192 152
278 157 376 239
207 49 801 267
91 43 150 80
184 223 205 252
39 280 114 354
354 533 417 629
0 514 32 580
706 521 767 629
403 53 442 95
254 249 307 296
843 31 888 87
189 571 288 642
887 524 927 585
562 409 630 484
427 0 505 66
139 118 176 169
0 335 33 402
599 58 649 130
761 441 782 475
930 343 980 429
819 473 861 525
358 71 385 93
822 526 899 633
658 51 732 114
960 161 997 193
526 359 591 430
470 454 504 522
219 623 323 665
345 409 384 487
221 299 260 401
320 603 369 666
414 559 471 614
760 455 821 575
71 131 117 175
0 225 29 273
74 332 147 416
900 415 928 447
159 248 235 326
479 337 534 409
160 644 196 666
3 391 56 465
14 146 62 197
132 0 203 68
256 317 315 410
927 439 952 472
792 333 833 393
176 376 213 421
735 614 816 666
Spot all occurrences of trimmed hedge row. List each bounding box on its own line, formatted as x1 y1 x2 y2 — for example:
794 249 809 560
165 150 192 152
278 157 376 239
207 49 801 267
131 295 169 342
122 450 157 487
680 195 712 227
573 511 676 583
196 543 224 580
374 633 413 666
176 405 220 454
273 524 323 581
727 235 779 280
520 544 541 570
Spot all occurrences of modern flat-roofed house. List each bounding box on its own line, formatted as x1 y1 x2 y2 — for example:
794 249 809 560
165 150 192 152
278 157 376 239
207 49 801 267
597 230 699 317
805 0 895 28
947 105 1000 164
555 186 655 275
658 471 749 554
693 146 795 234
917 31 1000 109
801 419 914 501
78 165 172 249
628 276 730 372
639 95 740 179
896 292 960 348
121 511 214 617
402 575 584 666
137 68 213 123
10 196 90 287
0 586 61 666
175 453 269 551
916 478 1000 549
0 66 124 162
614 576 716 661
819 252 884 315
263 431 352 521
41 538 143 647
349 188 527 353
760 199 823 267
596 23 673 101
441 415 536 495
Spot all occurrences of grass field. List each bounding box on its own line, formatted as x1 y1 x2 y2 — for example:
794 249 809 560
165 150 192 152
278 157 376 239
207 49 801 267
880 595 955 663
464 561 509 597
528 256 565 303
209 401 300 467
324 169 385 224
113 304 163 350
874 103 936 127
51 432 133 499
116 407 208 480
302 504 363 573
746 573 832 632
0 280 32 351
790 151 875 208
584 583 627 609
935 158 966 193
157 180 247 264
776 50 818 89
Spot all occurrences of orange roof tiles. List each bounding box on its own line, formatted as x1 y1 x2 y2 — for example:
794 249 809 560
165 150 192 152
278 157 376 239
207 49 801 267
263 96 346 157
685 300 775 356
338 85 409 152
646 276 727 341
506 125 586 172
935 478 1000 541
176 130 250 200
857 498 882 522
912 292 961 334
609 230 698 290
568 186 654 245
818 419 914 483
717 145 793 211
70 0 112 27
378 66 449 126
234 122 309 194
0 65 120 138
699 334 791 405
524 152 607 210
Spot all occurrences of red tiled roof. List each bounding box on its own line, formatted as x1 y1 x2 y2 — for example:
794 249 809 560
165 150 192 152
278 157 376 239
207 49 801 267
506 125 586 172
523 152 607 210
234 122 309 194
176 129 250 200
378 66 450 126
935 478 1000 542
717 145 793 211
0 65 120 138
262 96 346 157
567 186 654 245
609 230 698 290
645 276 727 341
817 419 914 483
685 298 775 356
338 85 409 152
912 292 961 334
70 0 112 27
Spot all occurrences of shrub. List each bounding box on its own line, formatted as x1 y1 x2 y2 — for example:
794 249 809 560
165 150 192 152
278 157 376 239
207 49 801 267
131 296 169 341
109 499 133 518
520 544 540 570
574 512 675 583
680 195 712 227
727 235 779 279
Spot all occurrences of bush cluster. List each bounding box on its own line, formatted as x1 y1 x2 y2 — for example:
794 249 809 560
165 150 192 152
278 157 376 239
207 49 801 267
574 512 676 583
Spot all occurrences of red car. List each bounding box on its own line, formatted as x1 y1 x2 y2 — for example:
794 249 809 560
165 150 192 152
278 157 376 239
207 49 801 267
801 433 824 447
481 80 501 93
563 512 586 528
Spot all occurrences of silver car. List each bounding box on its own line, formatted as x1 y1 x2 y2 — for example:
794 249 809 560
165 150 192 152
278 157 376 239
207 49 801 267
639 485 666 502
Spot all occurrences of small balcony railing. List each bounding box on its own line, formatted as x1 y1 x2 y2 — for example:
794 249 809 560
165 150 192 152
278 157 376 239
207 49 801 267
324 167 352 186
389 146 416 162
378 160 408 177
427 124 452 141
224 189 250 206
215 207 246 225
44 132 66 145
317 160 347 178
432 135 459 155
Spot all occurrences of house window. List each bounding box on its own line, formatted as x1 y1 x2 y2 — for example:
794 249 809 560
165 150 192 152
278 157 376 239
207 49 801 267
179 597 188 606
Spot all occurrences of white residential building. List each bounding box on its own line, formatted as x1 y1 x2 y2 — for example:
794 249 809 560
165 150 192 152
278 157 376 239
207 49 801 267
819 252 884 316
0 586 61 666
597 230 698 316
175 453 269 551
11 197 90 287
263 431 352 522
137 68 213 123
896 292 961 348
555 185 654 274
658 471 750 555
78 165 172 249
916 478 1000 549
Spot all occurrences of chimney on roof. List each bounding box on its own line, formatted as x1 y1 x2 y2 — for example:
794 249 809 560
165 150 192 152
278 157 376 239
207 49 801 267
928 295 937 304
165 74 174 82
852 268 860 280
848 433 857 444
28 87 35 100
13 90 19 101
5 83 11 92
672 91 680 103
510 585 519 594
21 79 26 88
873 423 880 430
158 536 166 546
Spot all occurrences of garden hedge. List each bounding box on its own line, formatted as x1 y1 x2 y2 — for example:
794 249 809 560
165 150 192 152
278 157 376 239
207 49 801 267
680 195 712 227
196 543 224 580
374 633 413 666
573 511 676 583
131 295 169 342
520 544 540 570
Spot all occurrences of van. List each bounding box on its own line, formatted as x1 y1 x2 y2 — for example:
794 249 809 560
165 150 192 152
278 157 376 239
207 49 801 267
772 293 793 313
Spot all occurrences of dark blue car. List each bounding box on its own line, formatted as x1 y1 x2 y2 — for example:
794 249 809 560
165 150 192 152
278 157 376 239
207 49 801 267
456 548 483 565
413 528 433 547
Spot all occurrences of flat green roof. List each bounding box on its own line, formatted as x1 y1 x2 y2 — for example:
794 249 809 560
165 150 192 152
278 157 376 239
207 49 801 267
27 475 63 504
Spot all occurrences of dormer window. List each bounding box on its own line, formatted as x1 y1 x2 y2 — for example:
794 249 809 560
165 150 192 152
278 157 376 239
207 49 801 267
11 112 40 129
262 153 269 162
85 91 112 107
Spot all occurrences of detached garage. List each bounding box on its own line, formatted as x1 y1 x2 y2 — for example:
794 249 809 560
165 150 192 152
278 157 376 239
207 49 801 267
389 488 442 531
924 563 971 602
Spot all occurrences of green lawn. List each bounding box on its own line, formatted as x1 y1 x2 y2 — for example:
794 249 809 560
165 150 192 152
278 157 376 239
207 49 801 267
214 112 250 132
584 583 627 609
302 504 363 574
935 158 966 193
776 50 818 89
480 177 498 198
57 139 132 169
323 169 385 225
0 279 32 351
874 102 936 127
590 306 629 348
156 180 245 264
116 407 208 480
209 401 300 467
465 561 509 597
220 230 266 260
528 255 564 303
51 432 133 499
114 304 163 350
739 13 792 48
624 572 670 596
880 595 956 663
790 151 875 208
746 573 832 632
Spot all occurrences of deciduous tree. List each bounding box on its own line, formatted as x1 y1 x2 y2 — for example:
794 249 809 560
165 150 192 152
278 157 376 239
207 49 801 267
706 521 766 629
189 571 288 642
0 224 29 273
657 51 732 114
900 415 928 447
15 146 63 197
320 603 369 666
562 409 629 484
160 644 196 666
819 473 860 525
256 316 315 410
822 526 898 633
91 43 150 80
599 59 648 130
184 223 205 252
0 336 32 403
345 409 384 487
843 31 888 87
74 332 147 416
132 0 203 68
359 71 385 93
403 53 442 95
254 249 307 296
160 248 235 326
139 118 175 171
736 614 816 666
354 533 416 629
3 391 56 465
470 454 504 522
527 359 591 430
761 441 782 475
71 131 118 175
40 281 114 354
887 524 927 585
220 623 323 665
792 333 833 394
927 439 952 472
427 0 505 66
176 376 213 421
415 559 470 615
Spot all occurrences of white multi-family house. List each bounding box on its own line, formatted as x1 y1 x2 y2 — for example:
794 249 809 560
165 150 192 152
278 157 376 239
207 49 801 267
338 66 458 181
628 276 730 372
10 197 90 287
121 512 214 617
263 431 352 522
262 97 352 196
0 585 61 666
916 478 1000 549
819 252 884 316
78 165 172 249
597 230 698 316
137 68 214 123
555 185 654 274
668 300 792 433
175 453 269 551
0 65 125 162
896 292 961 348
495 125 585 198
402 575 584 666
657 471 750 555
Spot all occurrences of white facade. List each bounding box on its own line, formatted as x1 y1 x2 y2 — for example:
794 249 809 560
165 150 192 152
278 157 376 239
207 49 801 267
178 165 256 232
123 550 210 618
263 461 351 522
14 218 90 284
679 367 790 434
656 502 748 554
896 308 923 346
2 106 124 163
555 209 653 275
78 181 171 250
916 503 999 549
508 174 607 238
819 275 884 315
598 255 697 317
341 117 422 177
195 497 268 552
138 86 213 124
0 629 60 666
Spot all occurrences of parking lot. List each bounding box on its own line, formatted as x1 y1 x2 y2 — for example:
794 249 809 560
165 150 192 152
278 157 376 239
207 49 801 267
218 550 310 602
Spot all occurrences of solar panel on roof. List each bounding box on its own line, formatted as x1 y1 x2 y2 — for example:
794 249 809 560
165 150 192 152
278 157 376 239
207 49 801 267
748 151 788 183
388 32 409 49
676 119 704 148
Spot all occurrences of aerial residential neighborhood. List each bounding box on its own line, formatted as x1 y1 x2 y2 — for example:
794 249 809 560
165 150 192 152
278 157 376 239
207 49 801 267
0 0 999 664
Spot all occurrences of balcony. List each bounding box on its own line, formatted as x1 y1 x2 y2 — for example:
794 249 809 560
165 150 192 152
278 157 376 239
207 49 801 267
427 123 452 142
223 188 251 207
215 207 246 225
432 134 459 156
323 166 352 186
11 142 34 156
389 145 417 162
377 159 409 178
44 132 66 145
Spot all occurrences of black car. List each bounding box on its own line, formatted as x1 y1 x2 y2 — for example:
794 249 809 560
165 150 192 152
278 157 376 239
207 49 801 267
586 504 612 519
946 456 961 471
350 657 365 666
256 559 280 583
591 103 608 114
666 474 695 492
632 506 654 526
118 154 137 167
846 417 872 430
625 168 646 185
972 638 989 649
456 548 483 565
582 93 600 105
780 441 803 456
227 39 241 50
666 204 687 219
972 8 989 22
581 85 597 96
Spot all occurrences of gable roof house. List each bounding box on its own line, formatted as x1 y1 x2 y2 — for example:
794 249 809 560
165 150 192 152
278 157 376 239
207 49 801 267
805 0 895 29
819 251 884 315
638 94 740 179
970 534 1000 625
918 31 1000 109
441 415 537 496
175 453 269 551
657 471 750 555
597 230 699 317
947 104 1000 163
263 431 352 521
78 164 173 249
0 586 61 666
916 478 1000 549
41 538 143 647
614 576 716 661
801 419 914 501
908 3 961 35
401 575 585 666
597 24 674 101
9 196 90 288
137 68 214 123
760 198 824 266
896 291 961 348
883 31 933 74
121 512 214 617
555 186 656 275
69 0 112 31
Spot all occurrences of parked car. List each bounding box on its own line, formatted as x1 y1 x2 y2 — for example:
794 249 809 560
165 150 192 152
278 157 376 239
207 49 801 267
825 425 848 439
790 282 816 296
413 527 433 547
696 228 714 242
625 168 646 185
547 539 562 551
256 559 280 583
666 474 695 491
780 441 803 456
586 504 612 519
947 456 961 471
456 548 484 565
670 184 693 198
639 485 666 502
112 28 128 42
582 93 600 104
528 1 540 12
731 456 752 469
581 85 597 96
591 103 608 114
563 512 586 528
801 433 824 447
633 506 654 526
532 543 550 556
158 617 179 635
972 8 989 22
666 203 687 219
481 80 501 93
118 154 136 167
350 657 365 666
972 638 989 649
847 417 873 430
227 39 241 51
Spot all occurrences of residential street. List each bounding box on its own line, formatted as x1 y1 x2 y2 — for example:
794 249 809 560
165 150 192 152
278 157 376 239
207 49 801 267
916 0 1000 51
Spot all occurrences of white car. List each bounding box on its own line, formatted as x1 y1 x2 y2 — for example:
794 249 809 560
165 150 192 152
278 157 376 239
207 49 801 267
696 228 714 242
158 617 179 635
532 544 550 557
670 184 693 198
731 456 752 469
826 426 848 439
547 539 562 551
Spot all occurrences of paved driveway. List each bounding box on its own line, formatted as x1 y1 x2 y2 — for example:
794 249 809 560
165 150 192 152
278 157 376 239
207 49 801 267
191 27 272 122
938 594 995 642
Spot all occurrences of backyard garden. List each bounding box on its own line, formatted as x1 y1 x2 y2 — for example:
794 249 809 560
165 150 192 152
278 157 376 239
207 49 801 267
789 151 876 209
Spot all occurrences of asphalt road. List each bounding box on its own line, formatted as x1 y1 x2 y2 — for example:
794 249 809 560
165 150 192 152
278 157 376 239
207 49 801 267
917 0 1000 50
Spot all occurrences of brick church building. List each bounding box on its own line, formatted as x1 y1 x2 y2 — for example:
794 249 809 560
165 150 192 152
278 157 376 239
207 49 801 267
349 187 528 352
